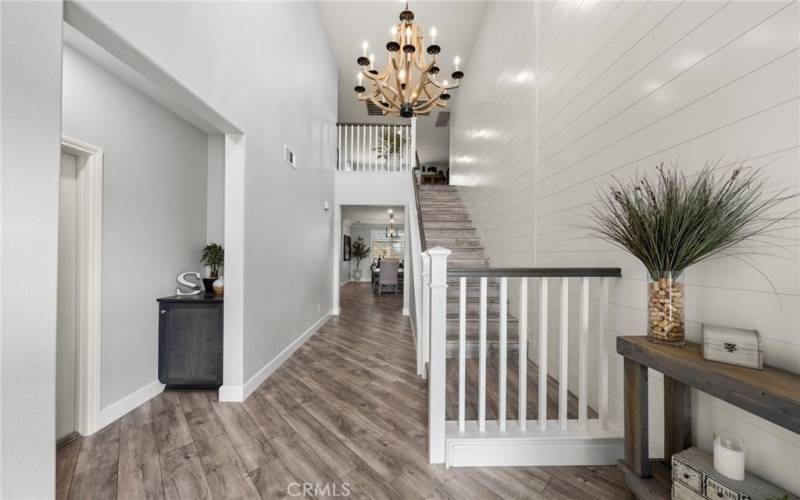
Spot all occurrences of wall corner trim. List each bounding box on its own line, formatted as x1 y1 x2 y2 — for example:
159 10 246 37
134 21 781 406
403 307 410 316
99 380 165 429
219 310 333 403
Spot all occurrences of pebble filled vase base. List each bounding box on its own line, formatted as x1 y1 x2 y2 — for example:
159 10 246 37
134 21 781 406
648 274 685 345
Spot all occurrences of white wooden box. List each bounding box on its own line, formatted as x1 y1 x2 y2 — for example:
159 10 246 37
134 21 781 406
671 447 797 500
702 324 763 370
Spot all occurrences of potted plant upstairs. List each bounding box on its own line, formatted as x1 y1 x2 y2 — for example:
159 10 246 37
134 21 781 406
351 237 371 282
200 243 224 295
589 163 794 345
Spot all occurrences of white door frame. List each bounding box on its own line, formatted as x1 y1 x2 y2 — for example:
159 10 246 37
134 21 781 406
61 136 103 435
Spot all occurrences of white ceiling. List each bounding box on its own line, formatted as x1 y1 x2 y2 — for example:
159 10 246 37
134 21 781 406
319 1 487 166
342 205 405 225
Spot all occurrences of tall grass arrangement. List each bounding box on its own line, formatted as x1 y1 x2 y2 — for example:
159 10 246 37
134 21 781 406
588 163 795 282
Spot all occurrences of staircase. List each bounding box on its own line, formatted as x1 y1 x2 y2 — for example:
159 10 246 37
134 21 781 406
416 185 520 358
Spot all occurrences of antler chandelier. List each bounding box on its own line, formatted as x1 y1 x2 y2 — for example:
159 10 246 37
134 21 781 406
354 3 464 118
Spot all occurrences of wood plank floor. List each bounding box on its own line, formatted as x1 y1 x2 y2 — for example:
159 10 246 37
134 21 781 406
57 283 624 499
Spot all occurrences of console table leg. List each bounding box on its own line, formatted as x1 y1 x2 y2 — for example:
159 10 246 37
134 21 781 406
664 375 692 467
624 357 650 490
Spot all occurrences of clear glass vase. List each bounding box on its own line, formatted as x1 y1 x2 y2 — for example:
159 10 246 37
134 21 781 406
648 272 685 345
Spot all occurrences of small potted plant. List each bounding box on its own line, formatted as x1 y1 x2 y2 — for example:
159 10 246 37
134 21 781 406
351 237 371 281
588 163 794 345
200 243 224 295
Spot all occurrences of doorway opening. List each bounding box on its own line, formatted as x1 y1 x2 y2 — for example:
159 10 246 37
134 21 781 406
57 137 103 441
339 205 408 315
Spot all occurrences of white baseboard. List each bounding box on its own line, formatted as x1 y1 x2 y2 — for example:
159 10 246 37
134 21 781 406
219 310 332 402
332 307 340 316
403 307 409 316
100 380 164 428
444 420 624 467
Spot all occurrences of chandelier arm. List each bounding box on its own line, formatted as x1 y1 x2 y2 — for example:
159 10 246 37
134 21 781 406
415 88 448 112
410 60 436 107
375 81 402 109
390 58 406 103
428 79 459 91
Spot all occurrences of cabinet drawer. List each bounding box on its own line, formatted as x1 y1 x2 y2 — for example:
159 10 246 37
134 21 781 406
673 481 705 500
672 457 703 492
705 476 741 500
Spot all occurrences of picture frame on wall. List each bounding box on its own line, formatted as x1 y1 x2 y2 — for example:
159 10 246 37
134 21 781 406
343 235 351 261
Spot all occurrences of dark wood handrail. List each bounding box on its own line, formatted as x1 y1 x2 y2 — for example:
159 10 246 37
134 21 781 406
412 151 428 251
447 267 622 278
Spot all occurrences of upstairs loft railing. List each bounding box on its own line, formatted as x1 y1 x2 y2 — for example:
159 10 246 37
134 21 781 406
337 123 412 172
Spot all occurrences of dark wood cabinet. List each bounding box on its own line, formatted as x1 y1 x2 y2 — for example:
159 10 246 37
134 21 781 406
157 294 223 389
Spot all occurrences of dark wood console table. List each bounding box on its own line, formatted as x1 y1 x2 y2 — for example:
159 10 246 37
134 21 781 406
616 336 800 499
158 294 223 389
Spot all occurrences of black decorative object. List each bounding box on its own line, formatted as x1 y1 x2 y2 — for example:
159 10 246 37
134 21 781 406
357 56 370 66
426 44 441 55
452 70 464 80
354 85 366 93
429 65 440 75
402 44 416 54
386 41 400 52
440 93 451 101
343 234 352 261
400 103 414 118
399 9 414 21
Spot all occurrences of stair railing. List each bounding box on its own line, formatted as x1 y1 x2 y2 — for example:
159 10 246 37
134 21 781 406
424 255 622 465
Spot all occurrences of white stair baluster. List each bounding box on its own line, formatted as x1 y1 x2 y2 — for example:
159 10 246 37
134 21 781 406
479 277 487 431
559 277 568 430
538 277 549 431
421 253 431 378
578 277 589 427
599 277 610 429
337 126 341 170
458 277 467 432
518 278 528 431
427 247 450 464
499 277 508 432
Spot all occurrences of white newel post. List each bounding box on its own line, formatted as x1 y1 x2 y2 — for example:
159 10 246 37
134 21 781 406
421 251 431 378
427 247 450 464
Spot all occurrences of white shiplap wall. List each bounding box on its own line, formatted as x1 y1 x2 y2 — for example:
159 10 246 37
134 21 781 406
450 0 800 492
449 2 537 267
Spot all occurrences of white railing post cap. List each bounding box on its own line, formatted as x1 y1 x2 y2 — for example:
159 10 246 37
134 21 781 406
427 246 451 256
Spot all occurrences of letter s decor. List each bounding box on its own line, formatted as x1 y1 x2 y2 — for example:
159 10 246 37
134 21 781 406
176 271 203 296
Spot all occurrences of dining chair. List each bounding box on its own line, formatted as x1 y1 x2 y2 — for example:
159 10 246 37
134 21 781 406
378 259 399 295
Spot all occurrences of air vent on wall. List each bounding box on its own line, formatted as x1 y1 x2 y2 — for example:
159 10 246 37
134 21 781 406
366 101 384 116
435 111 451 127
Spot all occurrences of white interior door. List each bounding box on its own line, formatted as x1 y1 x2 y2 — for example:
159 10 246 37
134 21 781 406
57 152 79 441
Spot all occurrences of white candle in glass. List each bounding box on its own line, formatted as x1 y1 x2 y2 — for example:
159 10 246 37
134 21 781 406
713 431 745 481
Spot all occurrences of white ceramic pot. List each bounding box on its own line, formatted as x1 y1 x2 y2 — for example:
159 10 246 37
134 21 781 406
353 269 362 281
212 277 224 296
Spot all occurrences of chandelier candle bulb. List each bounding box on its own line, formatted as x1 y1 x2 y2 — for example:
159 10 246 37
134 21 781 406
454 56 460 70
430 26 437 43
362 40 368 56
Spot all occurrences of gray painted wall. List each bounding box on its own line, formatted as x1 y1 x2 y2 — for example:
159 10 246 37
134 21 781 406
62 46 209 407
76 1 339 384
0 2 63 496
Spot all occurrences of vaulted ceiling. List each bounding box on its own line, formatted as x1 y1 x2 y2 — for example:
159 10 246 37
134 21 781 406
319 1 487 166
